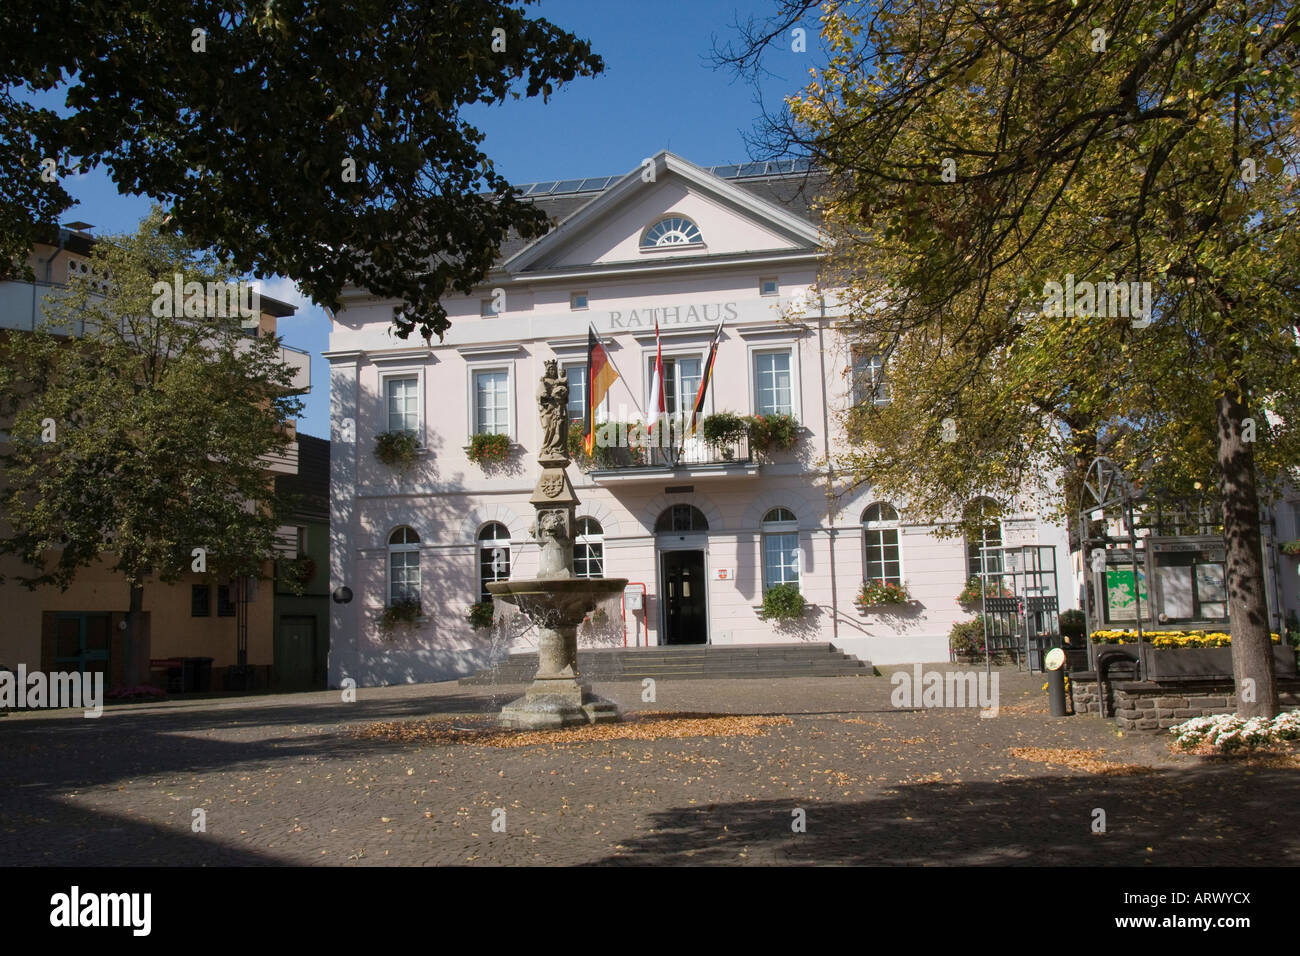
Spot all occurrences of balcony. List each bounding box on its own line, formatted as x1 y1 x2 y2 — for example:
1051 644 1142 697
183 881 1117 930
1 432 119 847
585 433 759 485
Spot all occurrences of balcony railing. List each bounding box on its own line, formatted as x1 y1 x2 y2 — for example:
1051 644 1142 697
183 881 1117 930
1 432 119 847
583 433 752 472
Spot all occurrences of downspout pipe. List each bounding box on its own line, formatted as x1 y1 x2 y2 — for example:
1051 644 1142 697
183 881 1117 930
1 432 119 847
817 300 839 642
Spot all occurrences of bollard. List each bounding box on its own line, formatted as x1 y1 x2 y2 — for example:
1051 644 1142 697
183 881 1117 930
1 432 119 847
1045 647 1068 716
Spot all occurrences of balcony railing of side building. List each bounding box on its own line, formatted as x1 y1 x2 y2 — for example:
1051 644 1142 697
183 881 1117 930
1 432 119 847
1 278 310 393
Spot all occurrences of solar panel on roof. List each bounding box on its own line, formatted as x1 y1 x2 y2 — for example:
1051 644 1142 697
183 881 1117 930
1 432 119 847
737 162 766 177
554 179 585 192
523 181 554 195
711 164 741 178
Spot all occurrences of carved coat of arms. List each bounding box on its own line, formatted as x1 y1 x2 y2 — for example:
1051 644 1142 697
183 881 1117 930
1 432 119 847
539 473 564 498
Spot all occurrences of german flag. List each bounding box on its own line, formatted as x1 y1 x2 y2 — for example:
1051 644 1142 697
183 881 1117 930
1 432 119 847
584 327 619 454
685 322 722 439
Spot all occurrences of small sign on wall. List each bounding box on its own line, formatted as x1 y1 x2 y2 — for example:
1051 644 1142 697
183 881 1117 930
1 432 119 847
713 568 736 581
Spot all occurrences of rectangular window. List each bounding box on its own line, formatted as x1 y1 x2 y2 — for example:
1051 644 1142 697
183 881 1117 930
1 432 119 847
966 526 1004 579
851 349 890 406
864 529 902 585
760 277 779 296
480 297 499 317
653 356 703 418
480 543 511 603
574 542 603 578
473 369 510 435
390 551 420 605
570 292 589 310
754 351 793 416
763 533 800 589
386 376 419 435
191 584 210 617
217 585 236 617
564 364 587 422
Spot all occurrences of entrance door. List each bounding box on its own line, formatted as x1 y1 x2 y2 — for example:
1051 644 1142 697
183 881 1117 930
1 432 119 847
52 613 111 676
661 550 707 645
274 616 317 691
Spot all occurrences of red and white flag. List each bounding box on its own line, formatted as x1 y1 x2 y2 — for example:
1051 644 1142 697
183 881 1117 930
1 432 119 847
646 318 665 434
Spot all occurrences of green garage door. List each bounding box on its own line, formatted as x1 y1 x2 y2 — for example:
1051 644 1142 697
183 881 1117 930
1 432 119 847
275 616 317 691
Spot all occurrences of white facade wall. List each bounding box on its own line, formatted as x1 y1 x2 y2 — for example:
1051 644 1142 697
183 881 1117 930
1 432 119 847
327 154 1076 686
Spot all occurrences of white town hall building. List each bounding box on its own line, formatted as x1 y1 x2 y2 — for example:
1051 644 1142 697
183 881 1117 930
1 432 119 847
325 152 1075 687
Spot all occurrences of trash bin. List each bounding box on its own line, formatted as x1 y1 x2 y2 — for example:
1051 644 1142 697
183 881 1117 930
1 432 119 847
193 657 213 692
182 657 214 693
149 658 183 694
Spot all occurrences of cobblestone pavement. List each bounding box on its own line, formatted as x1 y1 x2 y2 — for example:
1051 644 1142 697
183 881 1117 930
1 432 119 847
1 667 1296 866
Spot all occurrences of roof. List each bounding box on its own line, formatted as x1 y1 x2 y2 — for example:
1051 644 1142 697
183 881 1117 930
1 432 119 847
275 433 330 520
493 156 827 264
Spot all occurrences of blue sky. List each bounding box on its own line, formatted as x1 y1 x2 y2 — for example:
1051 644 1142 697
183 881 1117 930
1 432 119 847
41 0 818 437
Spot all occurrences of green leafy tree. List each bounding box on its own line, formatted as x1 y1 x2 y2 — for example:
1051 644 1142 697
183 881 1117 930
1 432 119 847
0 208 304 683
0 0 603 341
724 1 1300 716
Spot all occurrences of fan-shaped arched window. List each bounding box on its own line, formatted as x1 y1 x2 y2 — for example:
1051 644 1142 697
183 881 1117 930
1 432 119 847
574 517 604 579
388 527 420 605
479 522 511 601
641 216 703 248
655 504 709 533
762 508 799 590
861 503 901 585
964 499 1003 580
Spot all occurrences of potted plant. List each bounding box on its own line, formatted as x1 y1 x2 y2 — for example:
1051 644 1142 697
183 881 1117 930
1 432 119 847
957 575 1012 606
378 597 423 634
758 582 806 621
855 579 911 609
279 555 316 595
468 432 511 466
746 412 800 454
1059 608 1086 643
949 617 988 664
467 600 495 631
700 411 749 459
566 427 592 469
374 430 419 470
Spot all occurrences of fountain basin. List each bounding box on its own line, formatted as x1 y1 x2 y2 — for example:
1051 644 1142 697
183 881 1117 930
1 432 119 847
487 577 629 627
487 576 627 729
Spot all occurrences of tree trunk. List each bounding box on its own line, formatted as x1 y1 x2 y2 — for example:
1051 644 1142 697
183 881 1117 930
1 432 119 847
125 581 144 687
1216 389 1278 718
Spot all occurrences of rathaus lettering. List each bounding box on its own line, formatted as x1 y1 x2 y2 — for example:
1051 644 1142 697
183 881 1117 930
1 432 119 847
608 302 738 329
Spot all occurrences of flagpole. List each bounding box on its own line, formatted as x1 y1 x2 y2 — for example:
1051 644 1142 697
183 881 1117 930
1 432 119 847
588 323 646 420
680 321 724 455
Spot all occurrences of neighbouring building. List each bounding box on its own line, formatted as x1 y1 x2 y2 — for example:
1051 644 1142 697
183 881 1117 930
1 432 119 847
271 433 331 691
0 224 312 692
326 152 1080 688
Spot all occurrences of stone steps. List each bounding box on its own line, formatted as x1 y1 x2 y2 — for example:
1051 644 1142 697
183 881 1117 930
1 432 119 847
459 642 873 684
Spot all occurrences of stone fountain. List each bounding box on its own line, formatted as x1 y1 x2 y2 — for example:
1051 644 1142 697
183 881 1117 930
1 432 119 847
488 359 627 729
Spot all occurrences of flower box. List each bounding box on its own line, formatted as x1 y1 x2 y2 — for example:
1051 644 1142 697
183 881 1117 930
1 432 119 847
1139 644 1297 680
855 579 911 609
